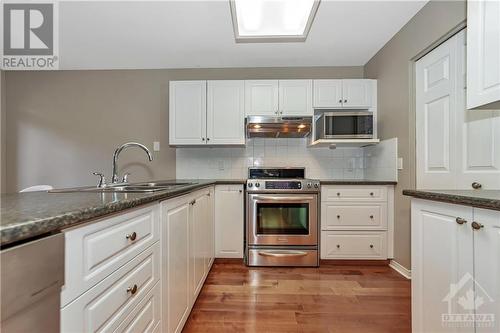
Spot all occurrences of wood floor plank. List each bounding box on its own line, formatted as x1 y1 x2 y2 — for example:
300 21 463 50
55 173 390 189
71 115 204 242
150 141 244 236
183 262 411 333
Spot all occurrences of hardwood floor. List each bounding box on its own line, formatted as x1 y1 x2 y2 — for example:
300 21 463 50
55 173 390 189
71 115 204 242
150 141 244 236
183 260 411 333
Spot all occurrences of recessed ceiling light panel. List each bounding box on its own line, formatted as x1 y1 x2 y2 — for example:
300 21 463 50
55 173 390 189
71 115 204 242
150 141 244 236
230 0 320 43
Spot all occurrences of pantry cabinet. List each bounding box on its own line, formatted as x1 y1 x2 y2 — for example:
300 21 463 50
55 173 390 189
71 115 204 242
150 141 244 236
214 185 244 258
411 199 500 333
161 186 214 333
245 80 312 116
467 0 500 110
313 79 375 109
169 80 245 145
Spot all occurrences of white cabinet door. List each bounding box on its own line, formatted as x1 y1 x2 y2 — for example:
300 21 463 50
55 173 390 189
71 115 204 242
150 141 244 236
169 81 207 145
207 80 245 145
416 33 459 190
190 190 209 299
411 200 474 333
472 208 500 333
342 79 372 108
278 80 312 116
467 0 500 109
214 185 244 258
313 80 343 108
162 198 190 333
245 80 279 116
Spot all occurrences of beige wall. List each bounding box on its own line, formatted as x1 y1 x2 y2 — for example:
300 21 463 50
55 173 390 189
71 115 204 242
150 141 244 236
364 0 466 269
4 66 363 192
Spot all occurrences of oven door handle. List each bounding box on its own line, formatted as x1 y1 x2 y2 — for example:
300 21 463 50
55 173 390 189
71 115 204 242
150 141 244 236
251 195 316 201
258 250 308 258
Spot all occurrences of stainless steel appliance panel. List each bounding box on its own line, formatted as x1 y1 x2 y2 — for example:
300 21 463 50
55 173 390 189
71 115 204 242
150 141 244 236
247 248 318 267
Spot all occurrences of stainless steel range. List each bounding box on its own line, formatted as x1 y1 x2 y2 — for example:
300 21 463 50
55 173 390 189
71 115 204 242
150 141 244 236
246 168 320 267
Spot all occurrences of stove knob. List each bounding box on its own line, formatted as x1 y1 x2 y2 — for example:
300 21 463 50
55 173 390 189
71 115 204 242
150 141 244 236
255 182 260 188
314 183 319 189
307 182 312 188
248 183 253 188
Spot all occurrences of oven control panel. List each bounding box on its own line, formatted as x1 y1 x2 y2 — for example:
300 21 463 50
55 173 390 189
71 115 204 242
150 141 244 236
246 179 320 192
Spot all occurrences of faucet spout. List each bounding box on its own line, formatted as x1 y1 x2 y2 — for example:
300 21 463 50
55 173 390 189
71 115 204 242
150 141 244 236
111 142 153 183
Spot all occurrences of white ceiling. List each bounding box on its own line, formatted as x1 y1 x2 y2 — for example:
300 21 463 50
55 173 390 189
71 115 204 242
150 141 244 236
59 0 428 70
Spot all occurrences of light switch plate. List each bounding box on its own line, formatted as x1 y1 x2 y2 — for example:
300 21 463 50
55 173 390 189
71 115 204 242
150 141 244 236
153 141 160 151
397 157 403 170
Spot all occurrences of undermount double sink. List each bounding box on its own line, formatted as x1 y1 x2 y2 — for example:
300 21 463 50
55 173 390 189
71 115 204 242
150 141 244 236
49 181 197 193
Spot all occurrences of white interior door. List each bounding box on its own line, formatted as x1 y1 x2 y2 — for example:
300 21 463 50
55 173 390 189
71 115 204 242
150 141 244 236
207 80 245 145
169 81 207 145
342 80 372 108
244 80 279 116
456 31 500 189
278 80 312 116
416 33 459 189
313 80 343 108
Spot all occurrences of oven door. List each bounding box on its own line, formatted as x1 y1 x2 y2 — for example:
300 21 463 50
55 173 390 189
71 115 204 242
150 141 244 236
247 193 318 246
322 111 373 139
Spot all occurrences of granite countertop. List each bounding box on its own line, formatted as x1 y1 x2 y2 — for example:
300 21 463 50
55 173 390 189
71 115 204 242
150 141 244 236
0 179 245 247
403 189 500 211
319 179 397 185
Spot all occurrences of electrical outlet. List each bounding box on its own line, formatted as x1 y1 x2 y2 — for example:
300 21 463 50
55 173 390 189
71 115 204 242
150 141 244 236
153 141 160 151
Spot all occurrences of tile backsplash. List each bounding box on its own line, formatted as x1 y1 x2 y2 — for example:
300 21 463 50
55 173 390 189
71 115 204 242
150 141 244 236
176 138 368 180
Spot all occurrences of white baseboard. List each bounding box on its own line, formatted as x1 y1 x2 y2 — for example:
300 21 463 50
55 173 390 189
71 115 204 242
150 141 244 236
389 260 411 279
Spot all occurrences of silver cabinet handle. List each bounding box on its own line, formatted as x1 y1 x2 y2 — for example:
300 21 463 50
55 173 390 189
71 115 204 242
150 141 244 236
471 221 484 230
126 232 137 241
258 250 308 258
456 217 467 225
127 284 138 295
472 182 482 189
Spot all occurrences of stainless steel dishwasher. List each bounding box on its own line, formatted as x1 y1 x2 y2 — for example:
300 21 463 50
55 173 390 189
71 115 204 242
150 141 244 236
1 233 64 333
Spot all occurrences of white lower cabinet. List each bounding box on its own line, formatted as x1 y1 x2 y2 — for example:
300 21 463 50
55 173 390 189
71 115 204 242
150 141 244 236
161 186 215 333
214 185 244 258
320 185 394 260
411 199 500 333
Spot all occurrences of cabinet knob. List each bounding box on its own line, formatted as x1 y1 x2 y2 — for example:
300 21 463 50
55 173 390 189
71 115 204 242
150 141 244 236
207 138 210 142
338 99 342 103
370 215 374 219
127 284 138 295
239 189 243 193
370 192 374 196
471 221 484 230
344 99 347 103
337 192 340 196
202 138 205 141
471 182 482 189
336 244 340 248
456 217 467 225
126 232 137 241
370 244 374 248
190 199 196 205
337 215 340 219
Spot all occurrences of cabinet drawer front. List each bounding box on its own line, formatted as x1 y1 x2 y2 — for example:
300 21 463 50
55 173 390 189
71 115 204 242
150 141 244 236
114 282 161 333
61 242 160 333
321 232 387 259
62 205 159 306
322 204 386 230
322 186 387 201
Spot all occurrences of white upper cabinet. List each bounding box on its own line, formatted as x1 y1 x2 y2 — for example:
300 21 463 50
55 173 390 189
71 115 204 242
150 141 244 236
245 80 279 116
313 80 343 108
169 81 207 145
245 80 313 116
278 80 313 116
207 80 245 145
467 0 500 109
313 79 375 109
169 80 245 146
342 79 373 108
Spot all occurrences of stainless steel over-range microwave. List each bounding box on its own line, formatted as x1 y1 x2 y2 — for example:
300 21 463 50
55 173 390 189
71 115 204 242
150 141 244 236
316 111 374 139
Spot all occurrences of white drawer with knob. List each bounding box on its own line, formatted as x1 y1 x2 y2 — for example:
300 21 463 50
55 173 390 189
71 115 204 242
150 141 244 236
321 231 387 259
321 203 387 230
62 204 160 306
321 185 387 202
61 242 160 332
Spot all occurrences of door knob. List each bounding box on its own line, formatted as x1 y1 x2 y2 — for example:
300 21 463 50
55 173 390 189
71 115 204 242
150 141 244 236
471 182 482 189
